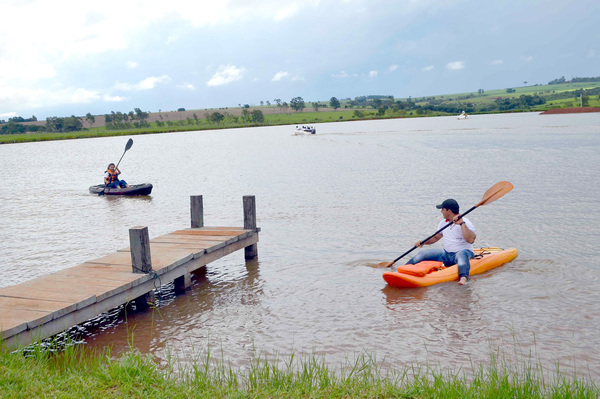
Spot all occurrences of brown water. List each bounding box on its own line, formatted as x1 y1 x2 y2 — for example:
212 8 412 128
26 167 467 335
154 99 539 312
1 112 600 380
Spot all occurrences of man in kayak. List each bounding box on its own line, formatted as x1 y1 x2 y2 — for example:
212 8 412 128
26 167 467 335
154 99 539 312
104 163 128 188
406 199 476 285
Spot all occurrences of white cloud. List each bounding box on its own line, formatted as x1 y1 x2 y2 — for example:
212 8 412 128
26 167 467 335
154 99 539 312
126 61 138 69
272 71 290 81
104 94 126 102
368 70 378 78
388 65 398 72
587 50 595 58
0 112 18 119
422 65 435 71
490 59 503 65
521 55 534 62
113 75 171 91
274 4 300 21
332 70 358 78
0 86 100 110
178 83 196 90
446 61 465 70
207 65 246 87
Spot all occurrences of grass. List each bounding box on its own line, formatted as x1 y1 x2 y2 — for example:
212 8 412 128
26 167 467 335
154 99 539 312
2 81 599 145
0 341 598 398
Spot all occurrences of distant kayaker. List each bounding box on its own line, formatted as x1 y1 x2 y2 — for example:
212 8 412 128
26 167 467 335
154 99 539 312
406 199 476 285
104 163 128 188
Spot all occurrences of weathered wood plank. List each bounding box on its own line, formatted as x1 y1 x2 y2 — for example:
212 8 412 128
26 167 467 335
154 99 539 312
171 229 246 236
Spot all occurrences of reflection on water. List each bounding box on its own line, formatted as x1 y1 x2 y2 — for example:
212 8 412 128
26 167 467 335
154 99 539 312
1 112 600 381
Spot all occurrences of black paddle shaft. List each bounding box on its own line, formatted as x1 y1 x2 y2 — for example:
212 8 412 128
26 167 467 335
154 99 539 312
390 205 477 264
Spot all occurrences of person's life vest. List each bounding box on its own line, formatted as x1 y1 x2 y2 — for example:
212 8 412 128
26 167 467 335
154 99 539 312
106 169 119 184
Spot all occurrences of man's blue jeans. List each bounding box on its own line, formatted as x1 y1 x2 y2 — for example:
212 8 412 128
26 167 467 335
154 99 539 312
406 248 475 280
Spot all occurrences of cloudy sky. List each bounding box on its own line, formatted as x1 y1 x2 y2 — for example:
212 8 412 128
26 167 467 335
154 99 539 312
1 0 598 120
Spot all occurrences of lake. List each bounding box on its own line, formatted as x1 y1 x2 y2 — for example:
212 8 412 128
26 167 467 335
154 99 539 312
1 112 599 380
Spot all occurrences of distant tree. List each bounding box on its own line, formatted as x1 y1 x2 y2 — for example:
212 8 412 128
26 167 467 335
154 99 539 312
85 113 95 127
266 100 271 106
290 97 305 112
178 107 186 111
274 99 282 107
0 122 27 134
46 116 83 132
281 101 289 113
330 97 340 110
260 101 264 106
251 109 264 123
241 108 250 122
313 102 321 112
134 108 149 121
581 94 589 107
506 88 516 93
63 115 83 131
209 112 225 124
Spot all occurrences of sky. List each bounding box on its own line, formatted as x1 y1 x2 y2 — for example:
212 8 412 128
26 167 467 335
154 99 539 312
1 0 599 120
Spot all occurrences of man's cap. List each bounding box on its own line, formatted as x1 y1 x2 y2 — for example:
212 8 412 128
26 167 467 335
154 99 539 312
436 198 459 214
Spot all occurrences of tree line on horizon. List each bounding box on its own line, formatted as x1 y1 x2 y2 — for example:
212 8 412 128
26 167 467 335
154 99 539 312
2 78 600 135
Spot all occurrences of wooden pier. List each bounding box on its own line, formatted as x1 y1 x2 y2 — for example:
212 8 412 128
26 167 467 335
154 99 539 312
0 195 259 351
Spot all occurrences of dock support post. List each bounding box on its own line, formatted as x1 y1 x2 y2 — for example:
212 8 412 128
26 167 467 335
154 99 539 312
191 195 204 228
174 273 191 294
129 226 154 310
129 226 152 273
133 292 155 312
243 195 258 259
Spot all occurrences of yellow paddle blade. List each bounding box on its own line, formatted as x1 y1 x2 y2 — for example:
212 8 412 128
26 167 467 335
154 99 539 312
477 181 513 207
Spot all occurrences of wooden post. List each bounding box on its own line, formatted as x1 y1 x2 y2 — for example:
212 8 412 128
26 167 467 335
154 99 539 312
133 292 155 312
191 195 204 228
174 273 191 294
129 226 152 273
243 195 258 259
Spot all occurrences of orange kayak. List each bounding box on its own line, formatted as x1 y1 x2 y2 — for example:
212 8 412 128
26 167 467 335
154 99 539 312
382 247 518 288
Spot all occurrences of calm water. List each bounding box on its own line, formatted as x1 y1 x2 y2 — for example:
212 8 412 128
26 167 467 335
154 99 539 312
1 112 600 380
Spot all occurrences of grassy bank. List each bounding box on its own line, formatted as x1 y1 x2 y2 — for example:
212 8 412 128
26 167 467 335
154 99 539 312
2 80 599 145
1 344 597 398
0 109 424 145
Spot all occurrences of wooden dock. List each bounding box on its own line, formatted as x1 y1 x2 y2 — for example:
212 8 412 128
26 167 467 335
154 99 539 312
0 195 259 351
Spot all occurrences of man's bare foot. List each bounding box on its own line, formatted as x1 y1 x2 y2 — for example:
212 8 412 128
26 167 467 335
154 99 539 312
458 276 468 285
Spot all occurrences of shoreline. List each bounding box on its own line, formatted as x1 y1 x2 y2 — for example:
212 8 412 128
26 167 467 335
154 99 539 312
540 107 600 114
1 108 597 145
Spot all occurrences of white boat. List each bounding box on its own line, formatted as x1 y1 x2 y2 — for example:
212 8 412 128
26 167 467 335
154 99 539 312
293 125 316 135
457 111 468 120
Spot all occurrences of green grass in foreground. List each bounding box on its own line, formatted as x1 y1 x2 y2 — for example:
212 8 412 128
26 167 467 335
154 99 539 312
0 343 597 398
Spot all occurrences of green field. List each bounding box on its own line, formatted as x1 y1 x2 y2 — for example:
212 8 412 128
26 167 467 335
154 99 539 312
2 81 599 144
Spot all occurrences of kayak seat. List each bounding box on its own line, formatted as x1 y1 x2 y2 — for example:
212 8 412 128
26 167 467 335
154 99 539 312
396 261 445 277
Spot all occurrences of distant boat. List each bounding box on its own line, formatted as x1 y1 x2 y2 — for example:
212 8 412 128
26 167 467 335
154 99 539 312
457 111 468 120
294 125 316 135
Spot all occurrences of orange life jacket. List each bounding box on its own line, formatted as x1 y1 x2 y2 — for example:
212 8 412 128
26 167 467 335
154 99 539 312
106 169 119 184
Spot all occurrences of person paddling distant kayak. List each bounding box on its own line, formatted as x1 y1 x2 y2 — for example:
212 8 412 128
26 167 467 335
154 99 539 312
405 199 476 285
104 163 128 188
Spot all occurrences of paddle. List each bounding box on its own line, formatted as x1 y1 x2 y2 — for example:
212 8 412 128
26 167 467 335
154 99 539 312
379 181 513 268
99 138 133 195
